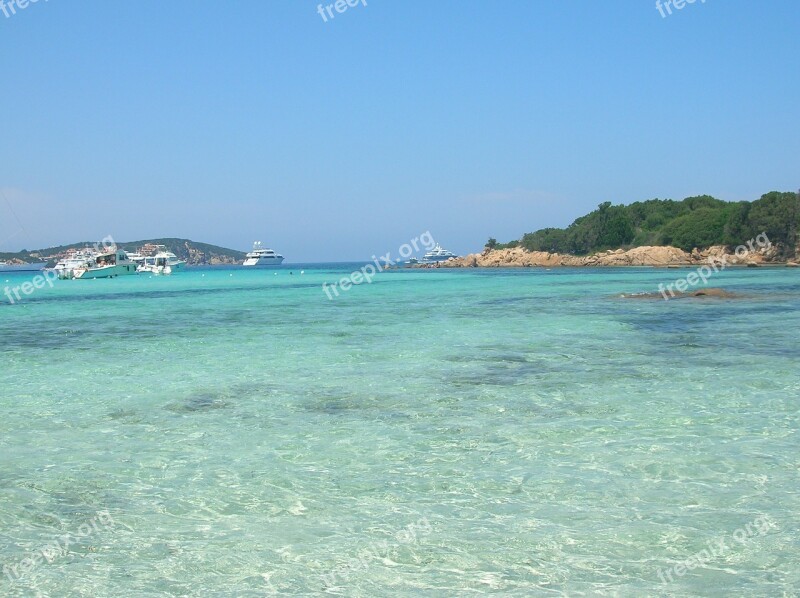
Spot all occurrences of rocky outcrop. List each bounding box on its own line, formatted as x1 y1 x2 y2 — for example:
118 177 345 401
422 243 783 269
621 288 743 300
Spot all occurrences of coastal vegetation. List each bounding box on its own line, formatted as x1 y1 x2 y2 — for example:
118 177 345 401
9 238 245 266
116 239 245 265
494 191 800 258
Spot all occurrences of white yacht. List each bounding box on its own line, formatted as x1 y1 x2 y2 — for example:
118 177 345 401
421 244 458 263
74 248 138 279
0 261 47 273
126 251 146 267
243 241 284 266
156 248 186 272
137 246 186 275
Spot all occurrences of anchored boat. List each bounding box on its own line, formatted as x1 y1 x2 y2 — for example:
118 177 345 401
243 241 284 266
137 246 186 275
73 248 138 279
0 261 47 273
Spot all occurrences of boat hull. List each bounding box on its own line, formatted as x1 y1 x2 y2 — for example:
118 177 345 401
0 262 47 273
75 263 138 279
137 261 185 275
243 256 285 266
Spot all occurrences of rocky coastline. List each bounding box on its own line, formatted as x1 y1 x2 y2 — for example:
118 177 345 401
418 244 798 269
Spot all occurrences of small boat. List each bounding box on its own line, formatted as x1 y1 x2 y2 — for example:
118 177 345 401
155 249 186 272
137 246 186 275
74 248 138 279
0 261 47 273
243 241 285 266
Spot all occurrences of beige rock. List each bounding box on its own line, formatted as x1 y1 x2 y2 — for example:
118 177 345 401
621 288 742 300
433 244 779 269
433 230 800 270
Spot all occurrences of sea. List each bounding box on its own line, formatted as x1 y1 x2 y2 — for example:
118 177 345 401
1 264 798 597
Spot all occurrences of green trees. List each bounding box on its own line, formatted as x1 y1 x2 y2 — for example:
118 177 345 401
499 191 800 255
722 201 751 246
660 207 729 251
520 228 569 252
746 191 799 256
594 203 635 249
517 204 633 254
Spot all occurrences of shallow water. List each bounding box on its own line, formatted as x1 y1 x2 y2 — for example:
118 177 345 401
1 265 799 596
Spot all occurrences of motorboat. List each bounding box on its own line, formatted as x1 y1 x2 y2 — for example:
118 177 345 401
155 249 186 272
0 261 47 273
243 241 284 266
73 248 138 279
53 250 99 280
137 246 186 275
126 251 146 267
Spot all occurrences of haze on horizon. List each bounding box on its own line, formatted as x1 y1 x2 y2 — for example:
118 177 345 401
1 1 798 262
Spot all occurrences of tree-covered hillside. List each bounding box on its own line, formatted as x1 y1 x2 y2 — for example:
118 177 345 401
31 238 245 265
496 191 799 257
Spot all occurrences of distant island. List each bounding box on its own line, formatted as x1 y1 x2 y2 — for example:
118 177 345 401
438 190 800 268
1 238 246 266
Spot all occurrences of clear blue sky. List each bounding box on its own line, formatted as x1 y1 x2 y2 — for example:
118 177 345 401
1 0 798 261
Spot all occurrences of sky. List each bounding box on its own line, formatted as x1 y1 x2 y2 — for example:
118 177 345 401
1 0 798 261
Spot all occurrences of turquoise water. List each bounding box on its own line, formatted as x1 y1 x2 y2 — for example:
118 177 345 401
1 265 799 596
